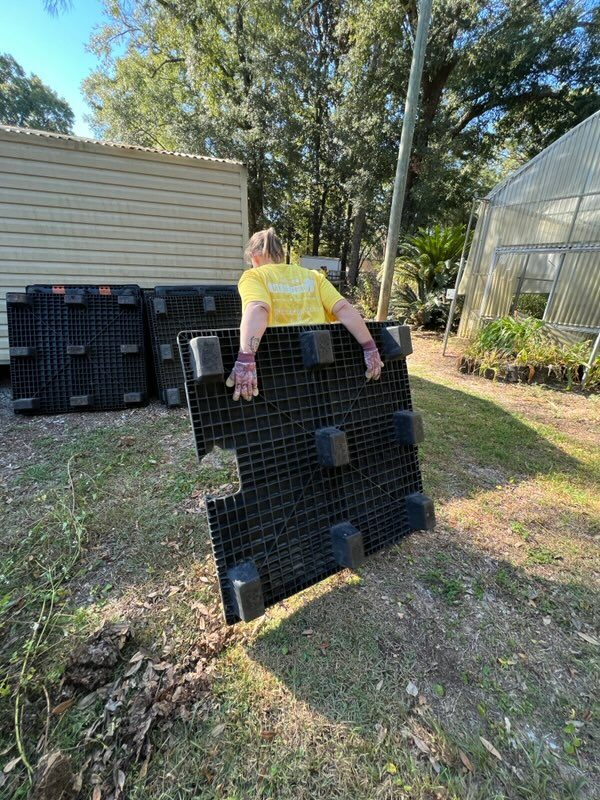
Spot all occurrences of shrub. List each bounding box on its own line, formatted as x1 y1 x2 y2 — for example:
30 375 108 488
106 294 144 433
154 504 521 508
464 316 599 390
390 224 467 331
349 271 380 319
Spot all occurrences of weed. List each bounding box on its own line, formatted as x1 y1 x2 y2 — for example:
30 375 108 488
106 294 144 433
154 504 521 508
563 719 585 757
527 547 557 565
511 521 531 541
422 569 464 602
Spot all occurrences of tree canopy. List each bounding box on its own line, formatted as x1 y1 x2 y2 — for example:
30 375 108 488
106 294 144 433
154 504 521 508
0 53 74 133
83 0 599 282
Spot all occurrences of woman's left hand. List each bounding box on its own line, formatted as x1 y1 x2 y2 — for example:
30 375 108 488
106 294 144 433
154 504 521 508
362 340 384 381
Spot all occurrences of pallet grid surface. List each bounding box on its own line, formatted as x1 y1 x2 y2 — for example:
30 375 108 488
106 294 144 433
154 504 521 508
179 322 434 624
144 285 241 407
7 285 147 414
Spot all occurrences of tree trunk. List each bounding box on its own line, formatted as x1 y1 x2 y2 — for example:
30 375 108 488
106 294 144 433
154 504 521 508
285 227 292 264
311 185 328 255
347 204 366 287
246 165 263 233
339 201 353 285
401 54 459 228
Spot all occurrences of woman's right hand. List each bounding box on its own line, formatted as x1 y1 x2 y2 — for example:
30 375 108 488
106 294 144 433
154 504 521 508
226 352 259 401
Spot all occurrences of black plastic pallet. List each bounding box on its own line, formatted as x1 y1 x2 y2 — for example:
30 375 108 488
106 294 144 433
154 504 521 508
7 285 147 414
144 285 241 407
178 322 435 624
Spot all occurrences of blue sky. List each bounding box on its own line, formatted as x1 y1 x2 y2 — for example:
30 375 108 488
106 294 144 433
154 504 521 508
0 0 106 137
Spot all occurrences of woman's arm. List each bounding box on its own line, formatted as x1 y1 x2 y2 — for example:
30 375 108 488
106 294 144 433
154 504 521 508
239 301 269 354
226 301 269 401
332 299 384 380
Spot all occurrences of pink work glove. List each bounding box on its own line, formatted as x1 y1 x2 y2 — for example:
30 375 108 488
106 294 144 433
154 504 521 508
226 352 259 401
362 339 383 381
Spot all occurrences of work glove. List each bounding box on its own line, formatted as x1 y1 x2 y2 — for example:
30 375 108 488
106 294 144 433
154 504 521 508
226 352 259 401
362 339 384 381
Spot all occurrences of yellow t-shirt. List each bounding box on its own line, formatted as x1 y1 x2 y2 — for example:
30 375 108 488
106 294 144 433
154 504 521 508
238 263 345 326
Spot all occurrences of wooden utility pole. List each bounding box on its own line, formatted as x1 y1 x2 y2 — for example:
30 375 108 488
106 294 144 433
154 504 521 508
376 0 433 320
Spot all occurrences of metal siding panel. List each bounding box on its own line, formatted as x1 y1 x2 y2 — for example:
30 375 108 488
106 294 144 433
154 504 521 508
0 187 243 223
0 156 243 199
0 236 243 258
547 252 600 329
0 139 242 186
0 206 243 238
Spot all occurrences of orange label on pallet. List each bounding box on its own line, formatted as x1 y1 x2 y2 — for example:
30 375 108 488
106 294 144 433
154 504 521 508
99 286 112 296
52 285 65 294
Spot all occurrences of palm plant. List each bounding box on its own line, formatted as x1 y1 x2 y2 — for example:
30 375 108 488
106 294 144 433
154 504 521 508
389 224 467 329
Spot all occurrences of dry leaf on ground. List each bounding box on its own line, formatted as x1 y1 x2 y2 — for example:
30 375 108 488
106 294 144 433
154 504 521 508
459 750 474 772
576 632 599 646
480 737 503 761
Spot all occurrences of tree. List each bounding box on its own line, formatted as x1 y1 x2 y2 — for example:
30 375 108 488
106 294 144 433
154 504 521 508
0 54 74 133
82 0 598 276
399 0 599 228
85 0 306 234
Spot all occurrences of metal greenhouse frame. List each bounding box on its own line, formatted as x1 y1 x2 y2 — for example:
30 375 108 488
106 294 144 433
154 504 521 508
444 111 600 382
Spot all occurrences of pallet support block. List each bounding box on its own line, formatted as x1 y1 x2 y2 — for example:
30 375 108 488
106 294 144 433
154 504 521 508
163 387 181 407
124 392 146 405
160 343 174 362
14 398 40 413
7 293 33 307
315 427 350 467
9 347 36 358
406 493 436 531
381 325 413 359
67 345 88 356
154 297 167 315
331 522 365 569
189 336 224 384
118 294 138 306
300 330 334 368
228 561 265 622
70 395 93 408
394 410 425 445
64 292 87 306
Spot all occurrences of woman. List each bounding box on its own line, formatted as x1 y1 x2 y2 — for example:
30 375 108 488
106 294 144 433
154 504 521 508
227 228 384 401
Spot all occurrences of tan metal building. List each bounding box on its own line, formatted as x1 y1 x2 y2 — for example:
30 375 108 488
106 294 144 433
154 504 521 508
0 125 249 364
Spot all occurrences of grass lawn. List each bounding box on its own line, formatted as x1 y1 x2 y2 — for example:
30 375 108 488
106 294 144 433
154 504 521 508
1 333 598 799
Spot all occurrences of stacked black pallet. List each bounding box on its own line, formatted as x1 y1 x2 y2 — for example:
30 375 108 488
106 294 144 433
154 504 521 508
178 322 435 624
7 285 147 414
144 285 241 407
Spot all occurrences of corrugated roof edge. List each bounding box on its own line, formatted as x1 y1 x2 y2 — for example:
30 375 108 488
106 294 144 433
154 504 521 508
0 124 244 166
486 109 600 200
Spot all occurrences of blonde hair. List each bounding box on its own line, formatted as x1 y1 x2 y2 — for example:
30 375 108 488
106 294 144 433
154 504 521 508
244 227 284 265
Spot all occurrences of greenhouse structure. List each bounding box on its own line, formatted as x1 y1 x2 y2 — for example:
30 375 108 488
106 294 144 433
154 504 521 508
450 110 600 377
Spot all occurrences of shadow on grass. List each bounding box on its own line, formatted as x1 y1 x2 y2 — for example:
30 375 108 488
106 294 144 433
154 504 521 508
410 376 585 502
246 535 597 797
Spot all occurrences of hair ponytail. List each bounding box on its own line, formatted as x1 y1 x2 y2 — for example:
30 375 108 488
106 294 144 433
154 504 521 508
244 227 284 265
